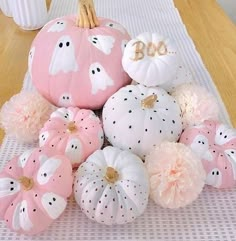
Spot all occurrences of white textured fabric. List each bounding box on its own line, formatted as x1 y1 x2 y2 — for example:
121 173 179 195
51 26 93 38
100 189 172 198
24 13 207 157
0 0 235 240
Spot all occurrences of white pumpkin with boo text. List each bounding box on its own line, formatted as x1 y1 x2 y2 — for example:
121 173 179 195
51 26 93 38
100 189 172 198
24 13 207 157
122 32 180 87
102 85 183 159
74 146 149 225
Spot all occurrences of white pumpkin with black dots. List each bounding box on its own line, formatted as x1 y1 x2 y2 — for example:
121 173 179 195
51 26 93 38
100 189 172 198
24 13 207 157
102 85 183 159
73 146 149 225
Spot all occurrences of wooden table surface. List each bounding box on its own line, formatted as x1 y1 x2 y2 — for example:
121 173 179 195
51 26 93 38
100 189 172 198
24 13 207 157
0 0 236 143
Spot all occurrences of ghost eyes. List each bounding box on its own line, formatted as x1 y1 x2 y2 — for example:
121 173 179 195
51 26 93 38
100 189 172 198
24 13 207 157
109 24 114 27
91 68 101 74
64 113 69 119
71 144 78 150
58 42 70 48
62 96 70 100
20 208 25 213
48 197 57 205
198 140 205 144
56 22 64 25
212 171 220 175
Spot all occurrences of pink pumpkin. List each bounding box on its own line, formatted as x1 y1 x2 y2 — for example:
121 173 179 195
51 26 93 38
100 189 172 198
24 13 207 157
0 147 73 235
39 107 104 167
180 120 236 188
29 15 131 109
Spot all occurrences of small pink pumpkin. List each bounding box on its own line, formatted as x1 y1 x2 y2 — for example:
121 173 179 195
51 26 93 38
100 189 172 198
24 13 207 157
39 107 104 167
29 15 131 109
0 147 73 235
180 120 236 188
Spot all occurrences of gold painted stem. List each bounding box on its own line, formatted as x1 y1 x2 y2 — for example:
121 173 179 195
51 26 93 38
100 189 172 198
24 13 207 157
104 167 119 184
67 122 78 133
141 94 158 109
19 176 34 191
76 0 99 28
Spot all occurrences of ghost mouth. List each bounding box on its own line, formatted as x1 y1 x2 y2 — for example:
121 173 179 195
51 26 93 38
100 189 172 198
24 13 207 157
19 176 34 191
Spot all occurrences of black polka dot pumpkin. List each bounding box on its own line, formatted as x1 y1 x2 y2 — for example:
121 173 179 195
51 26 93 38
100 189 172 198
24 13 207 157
73 146 149 225
102 85 183 159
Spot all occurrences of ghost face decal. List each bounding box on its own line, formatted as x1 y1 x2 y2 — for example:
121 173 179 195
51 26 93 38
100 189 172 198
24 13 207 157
190 135 209 158
215 124 236 145
41 192 67 219
206 168 222 188
89 63 114 95
0 178 20 198
18 149 34 168
65 138 82 165
39 131 50 147
105 22 126 34
48 20 67 32
58 93 74 107
12 200 33 231
51 107 74 121
49 35 78 75
28 47 35 77
37 157 61 185
88 35 115 55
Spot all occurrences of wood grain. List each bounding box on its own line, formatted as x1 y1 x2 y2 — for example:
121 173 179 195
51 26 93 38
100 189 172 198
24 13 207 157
0 0 236 143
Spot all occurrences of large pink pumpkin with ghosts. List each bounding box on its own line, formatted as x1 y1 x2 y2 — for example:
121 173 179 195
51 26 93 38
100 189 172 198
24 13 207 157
0 147 73 235
39 107 104 167
180 120 236 189
29 15 131 109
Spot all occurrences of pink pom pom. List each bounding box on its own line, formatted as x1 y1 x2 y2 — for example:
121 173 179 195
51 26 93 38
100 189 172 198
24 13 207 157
171 83 219 128
146 142 206 209
0 91 53 143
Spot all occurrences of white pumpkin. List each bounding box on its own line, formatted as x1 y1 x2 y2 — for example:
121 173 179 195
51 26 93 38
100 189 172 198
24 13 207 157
122 32 180 87
102 85 183 159
74 146 149 225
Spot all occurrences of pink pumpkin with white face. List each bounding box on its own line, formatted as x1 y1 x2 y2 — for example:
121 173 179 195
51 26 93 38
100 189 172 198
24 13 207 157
0 147 73 235
180 120 236 188
29 15 131 109
39 107 104 167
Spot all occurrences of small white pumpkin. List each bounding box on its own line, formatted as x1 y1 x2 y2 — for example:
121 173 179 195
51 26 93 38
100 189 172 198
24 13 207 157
122 32 180 87
74 146 149 225
102 85 183 159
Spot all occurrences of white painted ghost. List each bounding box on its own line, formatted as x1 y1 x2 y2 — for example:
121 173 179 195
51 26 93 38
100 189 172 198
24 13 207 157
28 46 35 77
18 149 34 168
88 35 115 55
51 107 74 122
12 200 33 231
89 63 114 95
205 168 222 188
39 131 50 147
121 39 128 53
37 156 61 185
190 134 209 159
225 149 236 179
49 35 78 75
105 22 126 34
215 124 236 145
58 93 74 107
48 20 67 32
41 192 67 219
65 138 82 165
0 178 20 198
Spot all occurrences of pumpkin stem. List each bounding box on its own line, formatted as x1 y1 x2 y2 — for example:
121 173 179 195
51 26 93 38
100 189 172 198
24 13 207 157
141 94 157 109
76 0 99 28
105 167 119 184
67 121 78 133
19 176 34 191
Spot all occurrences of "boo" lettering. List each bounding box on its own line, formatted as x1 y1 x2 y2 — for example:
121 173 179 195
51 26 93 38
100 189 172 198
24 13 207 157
131 41 168 61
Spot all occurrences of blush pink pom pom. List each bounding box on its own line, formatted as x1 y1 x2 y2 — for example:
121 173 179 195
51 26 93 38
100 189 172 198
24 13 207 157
171 83 219 128
146 142 206 209
0 91 53 143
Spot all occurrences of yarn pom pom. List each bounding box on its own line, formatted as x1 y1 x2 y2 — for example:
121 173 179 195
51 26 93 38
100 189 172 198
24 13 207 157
172 83 219 128
146 142 206 209
0 91 53 143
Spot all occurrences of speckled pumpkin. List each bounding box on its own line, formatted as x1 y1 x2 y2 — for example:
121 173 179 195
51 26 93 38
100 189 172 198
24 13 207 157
74 146 149 225
39 107 104 167
102 85 183 159
0 147 73 235
180 120 236 188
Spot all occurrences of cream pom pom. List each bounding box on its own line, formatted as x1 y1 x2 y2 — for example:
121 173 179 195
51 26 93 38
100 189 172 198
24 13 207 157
145 142 206 209
0 91 54 143
172 83 219 128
